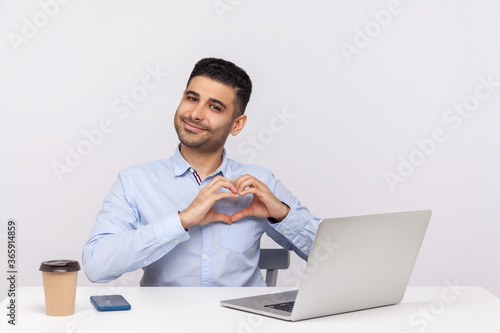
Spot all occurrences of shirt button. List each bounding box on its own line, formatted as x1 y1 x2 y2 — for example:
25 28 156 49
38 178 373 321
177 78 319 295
283 229 288 234
303 246 308 251
174 239 179 244
189 168 194 173
144 260 148 265
203 254 208 260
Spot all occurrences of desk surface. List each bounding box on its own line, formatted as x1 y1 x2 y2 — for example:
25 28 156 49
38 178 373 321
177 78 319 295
2 286 500 332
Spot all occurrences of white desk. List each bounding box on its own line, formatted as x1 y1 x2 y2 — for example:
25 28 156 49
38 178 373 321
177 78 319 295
2 286 500 332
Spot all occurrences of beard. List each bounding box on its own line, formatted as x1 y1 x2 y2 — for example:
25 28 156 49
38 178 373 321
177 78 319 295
174 112 232 154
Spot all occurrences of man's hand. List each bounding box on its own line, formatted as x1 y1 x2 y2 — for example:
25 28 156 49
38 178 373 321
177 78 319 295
179 176 238 229
231 174 290 223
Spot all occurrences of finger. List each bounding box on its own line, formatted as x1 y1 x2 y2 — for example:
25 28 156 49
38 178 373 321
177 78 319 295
232 174 253 188
214 191 239 201
208 176 238 194
234 175 261 194
232 174 250 185
237 185 259 197
211 212 233 224
231 208 253 223
206 176 233 189
238 182 272 198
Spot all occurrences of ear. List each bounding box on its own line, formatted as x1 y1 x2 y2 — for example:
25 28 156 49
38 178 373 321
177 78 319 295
230 114 247 136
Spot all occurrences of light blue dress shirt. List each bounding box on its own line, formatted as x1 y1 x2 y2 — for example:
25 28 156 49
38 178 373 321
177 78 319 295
82 146 320 286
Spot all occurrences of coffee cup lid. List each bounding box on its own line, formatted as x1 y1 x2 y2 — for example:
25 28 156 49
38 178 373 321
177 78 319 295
39 260 81 272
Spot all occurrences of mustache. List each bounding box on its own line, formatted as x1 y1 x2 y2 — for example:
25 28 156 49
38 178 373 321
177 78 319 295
180 115 210 131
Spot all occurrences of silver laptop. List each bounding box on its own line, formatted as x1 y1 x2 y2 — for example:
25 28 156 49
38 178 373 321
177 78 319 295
221 210 432 321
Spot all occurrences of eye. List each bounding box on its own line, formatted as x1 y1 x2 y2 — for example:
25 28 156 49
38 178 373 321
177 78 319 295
210 105 222 111
187 96 198 102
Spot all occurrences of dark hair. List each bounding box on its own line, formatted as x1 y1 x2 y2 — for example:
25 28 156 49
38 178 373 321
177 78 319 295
187 58 252 116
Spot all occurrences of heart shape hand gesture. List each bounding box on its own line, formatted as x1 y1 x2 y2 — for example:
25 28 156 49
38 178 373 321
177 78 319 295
178 174 290 229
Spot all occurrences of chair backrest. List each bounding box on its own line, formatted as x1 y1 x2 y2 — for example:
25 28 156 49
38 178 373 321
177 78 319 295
258 248 290 287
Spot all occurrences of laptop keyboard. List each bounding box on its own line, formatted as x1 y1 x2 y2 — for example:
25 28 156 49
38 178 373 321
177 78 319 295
264 301 295 312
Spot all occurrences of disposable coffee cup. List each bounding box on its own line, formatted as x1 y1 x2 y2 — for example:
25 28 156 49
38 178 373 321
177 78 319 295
39 260 81 316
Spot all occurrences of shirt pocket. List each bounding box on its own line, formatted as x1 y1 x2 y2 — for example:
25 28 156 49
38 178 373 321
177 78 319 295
219 215 256 253
213 196 256 254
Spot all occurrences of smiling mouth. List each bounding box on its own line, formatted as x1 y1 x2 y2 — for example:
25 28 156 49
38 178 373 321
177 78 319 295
183 120 207 133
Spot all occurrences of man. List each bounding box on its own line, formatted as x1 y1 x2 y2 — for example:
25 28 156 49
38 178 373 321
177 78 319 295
83 58 320 287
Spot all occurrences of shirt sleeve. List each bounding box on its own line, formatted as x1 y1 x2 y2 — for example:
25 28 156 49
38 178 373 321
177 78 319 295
264 175 321 261
82 173 189 283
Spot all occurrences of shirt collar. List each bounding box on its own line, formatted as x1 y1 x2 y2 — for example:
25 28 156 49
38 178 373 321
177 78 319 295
173 144 229 178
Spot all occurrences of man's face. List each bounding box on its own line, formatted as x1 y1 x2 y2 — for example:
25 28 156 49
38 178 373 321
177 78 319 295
174 75 245 153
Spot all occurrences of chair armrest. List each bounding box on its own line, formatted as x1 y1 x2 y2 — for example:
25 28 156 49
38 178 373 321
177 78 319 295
258 249 290 286
258 249 290 270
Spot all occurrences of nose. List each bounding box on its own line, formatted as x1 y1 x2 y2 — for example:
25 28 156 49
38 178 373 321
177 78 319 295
190 102 205 121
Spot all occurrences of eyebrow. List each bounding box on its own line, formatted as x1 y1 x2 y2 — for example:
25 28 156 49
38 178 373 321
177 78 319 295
185 90 227 110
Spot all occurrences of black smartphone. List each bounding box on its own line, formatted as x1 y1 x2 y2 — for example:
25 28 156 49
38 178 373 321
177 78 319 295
90 295 131 311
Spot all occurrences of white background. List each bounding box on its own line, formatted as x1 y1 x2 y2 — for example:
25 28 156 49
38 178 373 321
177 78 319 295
1 0 499 298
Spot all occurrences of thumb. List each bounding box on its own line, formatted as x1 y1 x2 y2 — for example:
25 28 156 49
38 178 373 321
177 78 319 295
211 211 233 224
231 207 253 223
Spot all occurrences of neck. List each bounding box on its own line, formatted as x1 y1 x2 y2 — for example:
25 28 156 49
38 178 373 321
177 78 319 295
179 144 224 179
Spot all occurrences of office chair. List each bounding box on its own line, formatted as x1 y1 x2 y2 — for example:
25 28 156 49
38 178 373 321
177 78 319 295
258 248 290 287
